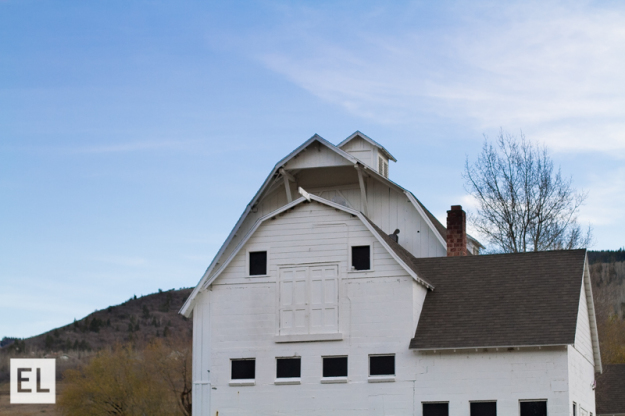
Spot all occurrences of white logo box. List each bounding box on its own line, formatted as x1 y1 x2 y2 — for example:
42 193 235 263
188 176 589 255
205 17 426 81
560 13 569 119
10 359 56 404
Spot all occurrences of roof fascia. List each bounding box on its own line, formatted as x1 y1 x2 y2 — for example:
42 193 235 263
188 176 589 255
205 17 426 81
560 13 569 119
337 130 397 162
412 343 569 352
180 135 358 316
583 254 603 373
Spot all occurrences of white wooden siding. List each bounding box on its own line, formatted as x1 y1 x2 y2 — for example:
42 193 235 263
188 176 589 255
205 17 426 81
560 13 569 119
284 143 352 170
574 280 594 365
339 135 379 171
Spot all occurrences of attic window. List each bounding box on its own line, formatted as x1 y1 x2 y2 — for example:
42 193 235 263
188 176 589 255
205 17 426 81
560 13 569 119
423 403 449 416
378 156 388 178
249 251 267 276
351 246 370 271
520 401 547 416
471 402 497 416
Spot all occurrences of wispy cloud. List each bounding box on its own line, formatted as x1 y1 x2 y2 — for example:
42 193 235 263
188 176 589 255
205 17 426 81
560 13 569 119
234 1 625 155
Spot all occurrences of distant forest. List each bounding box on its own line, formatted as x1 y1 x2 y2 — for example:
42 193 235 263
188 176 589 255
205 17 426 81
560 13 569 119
588 248 625 264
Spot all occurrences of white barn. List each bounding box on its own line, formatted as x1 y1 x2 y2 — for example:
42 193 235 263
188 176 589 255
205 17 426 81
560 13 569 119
181 132 601 416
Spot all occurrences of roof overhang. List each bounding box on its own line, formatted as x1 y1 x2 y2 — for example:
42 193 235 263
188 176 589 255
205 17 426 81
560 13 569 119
180 190 434 317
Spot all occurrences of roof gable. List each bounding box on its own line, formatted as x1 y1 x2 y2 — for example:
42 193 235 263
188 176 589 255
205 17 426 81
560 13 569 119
180 191 434 316
180 133 455 316
409 249 588 350
338 131 397 162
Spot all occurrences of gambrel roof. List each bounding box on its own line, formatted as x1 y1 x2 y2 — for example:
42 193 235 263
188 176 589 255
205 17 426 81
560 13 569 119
180 132 451 316
186 192 434 298
409 250 600 357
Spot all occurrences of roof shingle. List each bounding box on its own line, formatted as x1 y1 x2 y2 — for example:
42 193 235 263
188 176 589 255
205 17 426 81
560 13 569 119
408 249 587 349
597 364 625 415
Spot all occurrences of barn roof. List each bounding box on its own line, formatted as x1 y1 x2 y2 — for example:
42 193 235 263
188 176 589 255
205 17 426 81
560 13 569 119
337 130 397 162
597 364 625 415
409 249 588 350
180 132 451 316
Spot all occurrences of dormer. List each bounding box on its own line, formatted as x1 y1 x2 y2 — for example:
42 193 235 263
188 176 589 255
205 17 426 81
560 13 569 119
337 131 396 178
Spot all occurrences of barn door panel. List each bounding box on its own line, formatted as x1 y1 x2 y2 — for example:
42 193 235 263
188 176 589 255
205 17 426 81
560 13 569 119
309 265 338 334
279 267 308 335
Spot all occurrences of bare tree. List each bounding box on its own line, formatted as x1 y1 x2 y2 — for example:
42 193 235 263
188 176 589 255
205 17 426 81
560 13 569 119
463 129 592 253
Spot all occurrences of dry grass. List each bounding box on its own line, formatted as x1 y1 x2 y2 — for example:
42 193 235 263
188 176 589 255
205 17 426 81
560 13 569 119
0 381 63 416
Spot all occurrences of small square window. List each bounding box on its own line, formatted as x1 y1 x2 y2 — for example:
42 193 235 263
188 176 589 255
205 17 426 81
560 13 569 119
249 251 267 275
352 246 370 270
423 403 449 416
520 401 547 416
369 355 394 376
471 402 496 416
276 357 301 378
323 356 347 378
231 359 255 380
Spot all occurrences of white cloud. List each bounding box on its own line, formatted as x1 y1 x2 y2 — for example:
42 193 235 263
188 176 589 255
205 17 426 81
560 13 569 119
244 1 625 154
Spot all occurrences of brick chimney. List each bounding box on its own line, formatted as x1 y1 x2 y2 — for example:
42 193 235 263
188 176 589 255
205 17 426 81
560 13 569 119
446 205 467 257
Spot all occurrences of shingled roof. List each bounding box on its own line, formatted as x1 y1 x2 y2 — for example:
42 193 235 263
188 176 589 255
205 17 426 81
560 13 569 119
597 364 625 415
409 249 587 350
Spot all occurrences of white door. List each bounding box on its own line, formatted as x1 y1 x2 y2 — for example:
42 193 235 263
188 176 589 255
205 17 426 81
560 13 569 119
279 264 339 335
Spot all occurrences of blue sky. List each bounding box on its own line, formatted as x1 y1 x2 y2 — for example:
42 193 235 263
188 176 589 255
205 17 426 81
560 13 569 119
2 0 624 338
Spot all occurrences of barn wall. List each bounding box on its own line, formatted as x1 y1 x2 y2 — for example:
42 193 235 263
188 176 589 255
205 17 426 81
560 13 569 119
205 202 427 415
574 281 595 365
339 136 375 169
413 348 571 416
569 276 598 416
568 345 596 416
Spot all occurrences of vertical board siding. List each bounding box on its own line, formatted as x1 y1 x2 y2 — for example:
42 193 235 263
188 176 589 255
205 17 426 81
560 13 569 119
574 282 594 365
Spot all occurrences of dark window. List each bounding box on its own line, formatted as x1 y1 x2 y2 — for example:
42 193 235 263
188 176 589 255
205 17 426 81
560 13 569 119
276 357 301 378
369 355 394 376
323 356 348 378
231 359 255 380
423 403 449 416
352 246 370 270
471 402 497 416
573 403 576 416
249 251 267 275
520 401 547 416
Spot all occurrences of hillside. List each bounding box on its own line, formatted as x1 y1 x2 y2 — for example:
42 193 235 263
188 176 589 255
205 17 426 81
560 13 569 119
2 288 193 355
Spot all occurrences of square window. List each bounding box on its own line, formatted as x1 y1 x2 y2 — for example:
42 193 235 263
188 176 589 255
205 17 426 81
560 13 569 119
231 359 255 380
471 402 496 416
249 251 267 275
369 355 394 376
520 401 547 416
276 357 301 378
423 403 449 416
352 246 370 270
322 356 347 378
